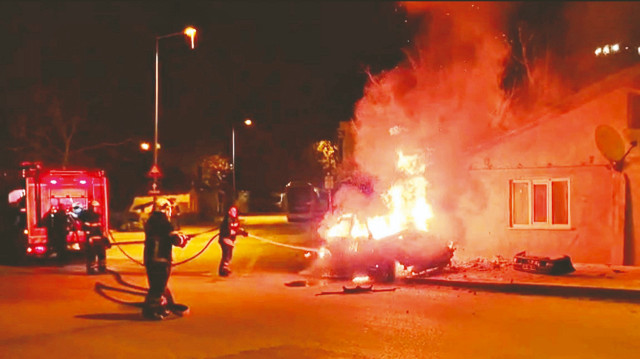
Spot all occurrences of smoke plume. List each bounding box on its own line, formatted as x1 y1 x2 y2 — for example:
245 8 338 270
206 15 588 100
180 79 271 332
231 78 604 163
321 2 640 260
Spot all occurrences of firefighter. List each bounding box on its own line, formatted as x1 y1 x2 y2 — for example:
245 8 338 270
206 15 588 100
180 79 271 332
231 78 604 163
79 201 110 274
169 199 181 230
142 199 189 320
217 205 248 277
48 205 70 263
71 202 84 219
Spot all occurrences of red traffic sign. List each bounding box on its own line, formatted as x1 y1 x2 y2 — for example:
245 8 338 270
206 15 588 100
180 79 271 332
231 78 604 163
147 164 163 178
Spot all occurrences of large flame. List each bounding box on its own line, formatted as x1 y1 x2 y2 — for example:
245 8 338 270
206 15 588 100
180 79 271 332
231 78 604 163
321 150 433 242
313 4 511 279
318 3 513 251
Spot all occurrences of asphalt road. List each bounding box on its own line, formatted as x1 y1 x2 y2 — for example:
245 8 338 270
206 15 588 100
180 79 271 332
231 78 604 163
1 214 639 358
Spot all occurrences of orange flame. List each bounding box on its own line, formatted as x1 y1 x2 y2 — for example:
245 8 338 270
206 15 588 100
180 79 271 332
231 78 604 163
321 150 433 242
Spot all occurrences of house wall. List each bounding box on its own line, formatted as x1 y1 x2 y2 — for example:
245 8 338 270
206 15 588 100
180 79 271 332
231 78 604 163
460 88 634 264
458 166 625 264
622 163 640 264
621 90 640 264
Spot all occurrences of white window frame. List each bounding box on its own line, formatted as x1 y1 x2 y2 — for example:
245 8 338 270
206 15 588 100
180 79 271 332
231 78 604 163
510 178 571 229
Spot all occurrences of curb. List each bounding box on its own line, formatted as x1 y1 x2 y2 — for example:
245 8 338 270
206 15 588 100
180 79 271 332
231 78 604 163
403 277 640 302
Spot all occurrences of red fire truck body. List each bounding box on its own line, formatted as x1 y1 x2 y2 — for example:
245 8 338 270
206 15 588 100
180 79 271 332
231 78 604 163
21 163 110 257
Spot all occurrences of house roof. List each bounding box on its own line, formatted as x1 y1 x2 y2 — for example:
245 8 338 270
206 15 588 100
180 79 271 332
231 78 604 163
469 62 640 154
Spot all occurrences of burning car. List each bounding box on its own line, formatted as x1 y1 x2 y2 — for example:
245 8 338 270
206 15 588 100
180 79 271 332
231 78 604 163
310 150 456 283
314 213 455 283
310 150 455 282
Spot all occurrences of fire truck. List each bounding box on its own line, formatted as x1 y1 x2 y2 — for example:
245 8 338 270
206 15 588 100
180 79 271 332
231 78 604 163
3 162 110 259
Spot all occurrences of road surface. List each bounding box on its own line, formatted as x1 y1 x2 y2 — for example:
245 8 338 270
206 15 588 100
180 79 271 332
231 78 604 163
1 214 639 358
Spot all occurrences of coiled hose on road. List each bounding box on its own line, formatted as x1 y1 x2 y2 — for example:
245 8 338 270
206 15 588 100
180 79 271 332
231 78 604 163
107 228 220 267
107 229 319 267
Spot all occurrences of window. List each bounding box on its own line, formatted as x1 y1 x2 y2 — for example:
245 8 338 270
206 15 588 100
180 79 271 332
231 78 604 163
512 182 529 225
510 179 570 228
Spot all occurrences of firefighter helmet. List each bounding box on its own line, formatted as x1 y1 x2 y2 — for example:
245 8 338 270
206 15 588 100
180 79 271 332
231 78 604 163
228 205 238 218
155 199 172 217
73 202 83 213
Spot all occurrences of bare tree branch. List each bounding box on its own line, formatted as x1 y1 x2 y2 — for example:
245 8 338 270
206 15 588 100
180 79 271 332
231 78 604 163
72 138 137 154
517 23 535 86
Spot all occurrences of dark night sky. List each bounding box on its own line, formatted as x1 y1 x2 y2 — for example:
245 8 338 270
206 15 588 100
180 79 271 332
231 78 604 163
1 1 638 209
0 1 414 206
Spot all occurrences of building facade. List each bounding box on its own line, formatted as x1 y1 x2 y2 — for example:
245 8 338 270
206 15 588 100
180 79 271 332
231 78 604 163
460 65 640 265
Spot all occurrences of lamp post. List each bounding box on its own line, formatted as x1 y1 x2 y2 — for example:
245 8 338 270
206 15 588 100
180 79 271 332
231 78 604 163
232 118 254 199
152 26 197 193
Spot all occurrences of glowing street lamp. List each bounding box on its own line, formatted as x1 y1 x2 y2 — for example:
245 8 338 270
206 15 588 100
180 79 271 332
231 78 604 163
140 142 160 151
184 27 197 49
232 118 254 199
153 26 197 193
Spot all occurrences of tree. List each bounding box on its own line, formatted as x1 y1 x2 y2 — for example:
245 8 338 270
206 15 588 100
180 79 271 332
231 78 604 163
7 83 133 167
198 154 232 189
315 140 339 174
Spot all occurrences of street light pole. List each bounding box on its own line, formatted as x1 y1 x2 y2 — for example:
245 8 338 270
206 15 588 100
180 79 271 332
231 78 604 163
153 37 160 171
152 27 197 198
232 126 236 200
231 118 253 202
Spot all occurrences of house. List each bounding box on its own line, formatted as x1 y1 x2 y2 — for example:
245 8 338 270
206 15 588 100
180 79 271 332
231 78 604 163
460 64 640 265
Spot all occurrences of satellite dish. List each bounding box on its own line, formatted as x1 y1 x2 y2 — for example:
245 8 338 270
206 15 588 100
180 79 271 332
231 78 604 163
595 124 625 163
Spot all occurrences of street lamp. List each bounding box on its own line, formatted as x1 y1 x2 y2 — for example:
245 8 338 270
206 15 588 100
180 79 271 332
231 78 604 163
232 118 254 199
152 26 197 192
140 142 160 151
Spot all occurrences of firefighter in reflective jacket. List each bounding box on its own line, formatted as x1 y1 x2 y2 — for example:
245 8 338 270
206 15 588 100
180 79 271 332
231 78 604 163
218 205 248 277
142 200 189 320
79 201 110 274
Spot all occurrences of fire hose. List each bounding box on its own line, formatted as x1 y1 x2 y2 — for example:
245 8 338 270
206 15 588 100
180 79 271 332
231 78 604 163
247 233 320 253
105 229 320 267
106 228 220 267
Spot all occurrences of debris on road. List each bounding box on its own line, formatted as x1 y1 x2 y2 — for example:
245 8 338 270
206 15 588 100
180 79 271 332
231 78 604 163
450 256 511 272
343 285 372 293
284 280 308 287
316 285 397 296
405 255 511 279
513 251 575 275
